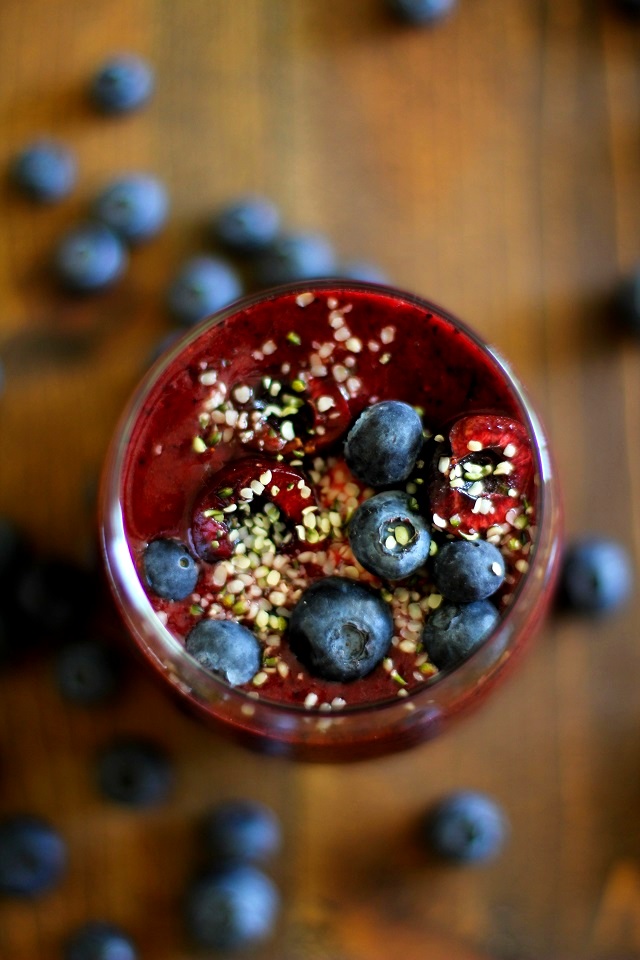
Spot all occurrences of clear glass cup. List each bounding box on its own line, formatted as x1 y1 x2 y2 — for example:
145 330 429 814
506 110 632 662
100 281 562 761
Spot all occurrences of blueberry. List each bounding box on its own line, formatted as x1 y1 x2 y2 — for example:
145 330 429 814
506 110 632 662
0 815 66 896
201 800 281 864
349 491 431 580
9 139 77 202
339 260 389 284
143 538 199 600
54 638 121 706
90 54 154 113
53 223 128 292
432 539 505 603
16 557 98 638
289 577 393 682
64 921 138 960
96 738 172 806
185 619 261 686
386 0 457 25
185 864 280 951
93 174 169 244
344 400 423 487
211 196 281 254
613 267 640 336
422 599 499 670
167 256 243 326
254 231 337 287
559 537 633 614
421 791 508 863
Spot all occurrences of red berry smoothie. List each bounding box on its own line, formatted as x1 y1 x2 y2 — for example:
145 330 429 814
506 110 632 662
101 282 561 760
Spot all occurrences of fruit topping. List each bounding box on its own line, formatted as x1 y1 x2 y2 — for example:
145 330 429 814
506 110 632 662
289 576 393 681
185 864 280 951
559 536 633 614
191 456 318 563
185 619 261 686
96 738 173 807
427 414 533 536
200 800 282 864
421 599 499 670
348 490 431 580
143 538 199 600
344 400 423 487
420 790 508 864
431 539 505 602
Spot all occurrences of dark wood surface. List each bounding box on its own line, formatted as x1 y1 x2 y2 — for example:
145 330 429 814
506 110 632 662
1 1 640 957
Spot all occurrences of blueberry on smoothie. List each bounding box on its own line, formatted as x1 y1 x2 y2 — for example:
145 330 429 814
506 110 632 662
186 619 261 686
559 537 633 614
0 815 66 896
211 196 281 254
143 538 199 600
96 738 172 807
201 800 281 864
64 922 138 960
167 256 243 326
254 231 337 287
54 638 122 706
349 490 431 580
90 54 154 113
289 577 393 682
93 174 169 244
421 790 508 863
185 864 280 951
9 139 77 202
53 223 128 292
422 599 499 670
344 400 423 487
432 539 505 602
386 0 457 25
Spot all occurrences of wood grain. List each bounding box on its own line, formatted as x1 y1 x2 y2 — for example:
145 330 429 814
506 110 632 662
1 1 640 958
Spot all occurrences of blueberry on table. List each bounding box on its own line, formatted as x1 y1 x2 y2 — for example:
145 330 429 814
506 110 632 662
9 139 77 202
344 400 423 487
349 490 431 580
143 538 199 600
53 222 128 292
421 791 508 863
185 864 280 951
89 54 154 113
16 557 97 638
211 195 281 254
0 815 66 896
93 174 169 244
201 800 282 864
559 537 633 614
289 577 393 682
185 619 261 686
613 267 640 336
64 921 138 960
254 231 337 287
96 738 172 806
167 256 243 326
421 599 499 671
54 638 122 706
386 0 457 24
432 539 505 603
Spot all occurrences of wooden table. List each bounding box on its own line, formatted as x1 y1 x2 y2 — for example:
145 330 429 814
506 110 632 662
1 1 639 957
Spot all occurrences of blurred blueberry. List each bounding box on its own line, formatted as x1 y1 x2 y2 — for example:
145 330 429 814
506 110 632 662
386 0 457 25
90 54 154 113
211 196 281 254
185 864 280 951
613 267 640 336
16 557 98 639
421 791 508 863
9 139 77 202
96 738 173 807
254 231 337 288
201 800 282 864
54 638 122 706
54 222 128 292
339 260 389 284
64 921 138 960
560 537 633 614
0 815 66 896
93 174 169 244
167 256 243 326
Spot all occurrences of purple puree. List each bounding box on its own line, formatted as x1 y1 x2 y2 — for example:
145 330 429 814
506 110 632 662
122 287 534 710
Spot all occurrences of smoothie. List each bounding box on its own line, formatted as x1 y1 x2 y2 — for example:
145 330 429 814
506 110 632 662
102 282 560 759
